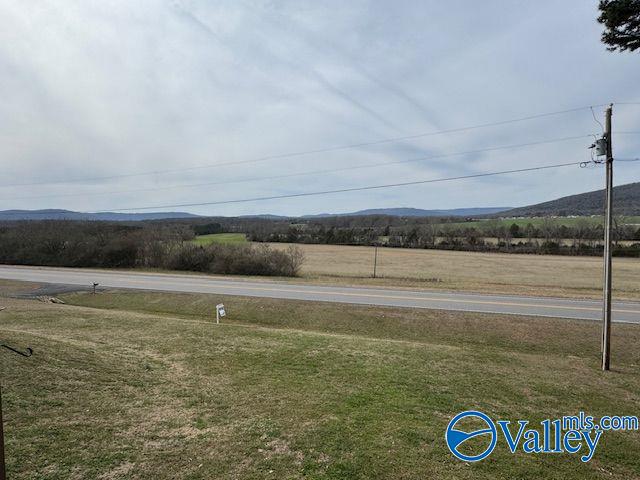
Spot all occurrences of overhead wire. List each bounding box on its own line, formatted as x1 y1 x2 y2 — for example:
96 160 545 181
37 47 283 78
94 160 590 212
5 102 638 213
0 104 608 189
591 106 605 132
1 134 595 202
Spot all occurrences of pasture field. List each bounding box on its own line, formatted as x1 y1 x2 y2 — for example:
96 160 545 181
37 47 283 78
0 288 639 479
267 243 640 300
192 233 248 245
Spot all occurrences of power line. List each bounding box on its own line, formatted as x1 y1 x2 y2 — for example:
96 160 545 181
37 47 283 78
591 106 604 132
95 160 588 212
0 104 607 189
2 134 593 202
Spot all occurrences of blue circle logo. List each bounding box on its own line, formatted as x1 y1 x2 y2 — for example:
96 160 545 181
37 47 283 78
445 410 497 462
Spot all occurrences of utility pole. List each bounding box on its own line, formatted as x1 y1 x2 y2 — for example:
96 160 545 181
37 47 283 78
0 384 5 480
602 104 613 372
372 244 378 278
0 342 32 480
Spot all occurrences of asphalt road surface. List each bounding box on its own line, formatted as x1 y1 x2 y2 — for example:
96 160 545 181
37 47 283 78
0 265 639 323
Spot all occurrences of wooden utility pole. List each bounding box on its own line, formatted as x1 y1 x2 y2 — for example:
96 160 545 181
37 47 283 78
0 342 32 480
372 244 378 278
0 384 5 480
602 104 613 371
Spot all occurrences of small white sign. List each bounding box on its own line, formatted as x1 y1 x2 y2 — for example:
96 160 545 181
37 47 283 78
216 303 226 324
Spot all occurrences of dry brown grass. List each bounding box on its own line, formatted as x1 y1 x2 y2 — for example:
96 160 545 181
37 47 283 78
267 243 640 299
0 279 41 296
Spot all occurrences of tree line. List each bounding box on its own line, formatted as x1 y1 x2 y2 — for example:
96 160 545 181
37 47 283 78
232 216 640 257
2 216 638 269
0 221 304 276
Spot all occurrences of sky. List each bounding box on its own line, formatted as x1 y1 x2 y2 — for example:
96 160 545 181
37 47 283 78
0 0 639 216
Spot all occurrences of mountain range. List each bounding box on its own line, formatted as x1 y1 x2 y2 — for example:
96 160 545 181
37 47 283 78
1 182 639 221
500 182 640 217
0 207 511 221
0 209 199 221
302 207 511 218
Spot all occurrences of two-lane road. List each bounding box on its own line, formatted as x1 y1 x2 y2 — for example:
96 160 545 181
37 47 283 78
0 265 639 323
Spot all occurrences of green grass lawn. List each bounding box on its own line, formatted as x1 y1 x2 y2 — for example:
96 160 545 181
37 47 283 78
1 291 639 479
192 233 248 245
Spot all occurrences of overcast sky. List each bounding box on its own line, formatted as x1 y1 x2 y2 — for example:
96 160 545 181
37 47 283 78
1 0 639 216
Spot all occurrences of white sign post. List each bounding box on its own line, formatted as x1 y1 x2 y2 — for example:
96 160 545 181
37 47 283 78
215 304 226 324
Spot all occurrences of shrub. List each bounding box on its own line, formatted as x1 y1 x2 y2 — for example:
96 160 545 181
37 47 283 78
167 243 304 277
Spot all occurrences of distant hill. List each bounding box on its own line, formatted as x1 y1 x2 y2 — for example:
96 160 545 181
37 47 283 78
304 207 511 218
7 181 639 222
500 182 640 217
238 214 290 220
0 209 200 221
